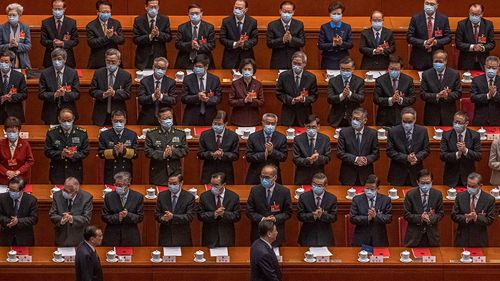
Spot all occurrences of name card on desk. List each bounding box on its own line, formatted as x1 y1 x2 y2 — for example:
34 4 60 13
17 255 32 263
163 256 176 263
473 256 486 263
216 256 231 263
422 256 436 263
316 256 330 263
118 256 132 263
370 256 384 263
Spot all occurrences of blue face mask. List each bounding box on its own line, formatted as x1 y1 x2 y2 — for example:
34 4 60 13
402 122 414 132
0 62 10 73
193 66 205 76
62 190 73 200
190 14 201 23
233 8 245 18
53 9 64 19
212 124 224 134
112 121 125 132
340 70 352 80
486 68 497 79
154 68 165 79
261 177 273 188
330 14 342 23
306 128 317 138
115 186 126 195
281 12 292 22
99 12 111 22
469 15 481 25
8 15 19 25
292 65 303 75
148 8 158 18
168 184 180 194
107 64 118 73
453 122 465 134
61 121 73 131
351 119 362 130
419 183 432 193
53 59 64 71
389 70 400 79
312 185 324 196
372 21 383 31
7 132 18 142
433 62 445 72
161 118 173 129
467 186 479 196
424 4 436 15
9 191 20 200
364 189 376 199
210 186 223 196
242 70 253 78
264 125 275 135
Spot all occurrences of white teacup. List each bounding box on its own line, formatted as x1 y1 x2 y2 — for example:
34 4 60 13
434 128 443 139
50 187 60 197
194 250 205 261
243 129 251 138
151 250 161 261
136 70 143 80
478 127 486 139
233 72 243 80
388 188 398 198
175 71 185 81
347 188 356 198
365 73 374 81
189 187 198 197
106 250 116 261
53 250 63 261
447 188 457 199
400 250 410 261
358 250 369 261
295 187 304 198
463 72 472 81
461 250 471 261
7 250 16 261
304 251 315 262
377 128 386 139
490 187 500 198
102 186 112 197
334 128 341 138
146 187 156 198
184 128 192 138
286 128 296 138
142 128 150 137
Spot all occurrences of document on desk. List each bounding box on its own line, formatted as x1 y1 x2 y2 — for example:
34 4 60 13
163 247 182 257
210 247 229 257
309 247 332 257
58 247 76 257
273 247 280 257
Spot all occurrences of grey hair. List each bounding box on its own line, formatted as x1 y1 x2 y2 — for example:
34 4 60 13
105 48 121 60
485 56 500 65
64 177 80 191
401 106 417 118
352 107 368 119
467 172 483 185
292 51 307 64
262 113 278 121
153 56 169 65
51 48 68 60
114 171 131 185
6 3 23 16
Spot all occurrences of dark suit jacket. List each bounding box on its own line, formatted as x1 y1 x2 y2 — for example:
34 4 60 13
266 18 305 69
137 74 177 125
89 67 132 126
471 74 500 125
0 139 34 185
327 74 365 127
102 189 144 246
86 18 125 69
374 73 416 126
318 22 353 69
198 128 239 184
154 189 196 246
97 128 138 184
247 183 292 247
403 187 444 247
350 193 392 247
407 12 452 70
174 21 216 69
198 188 241 247
250 238 281 281
220 15 258 69
359 27 396 70
337 126 379 185
0 69 27 122
387 124 430 186
181 73 222 125
75 241 103 281
132 13 172 70
420 67 462 125
229 78 264 126
292 132 331 185
0 192 38 246
455 17 495 71
38 66 80 124
452 190 495 247
245 130 288 185
440 128 481 187
40 16 79 68
276 70 318 126
297 190 338 246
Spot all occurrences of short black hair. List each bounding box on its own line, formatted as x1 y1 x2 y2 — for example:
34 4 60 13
213 110 228 123
258 220 275 237
194 54 210 67
417 169 433 181
158 107 174 117
312 172 328 184
188 3 202 12
239 58 257 75
235 0 249 8
280 0 296 10
339 56 355 66
0 50 15 63
145 0 160 5
111 110 127 119
469 3 484 12
305 114 319 125
211 172 226 184
83 225 100 241
8 176 25 191
52 0 66 7
168 173 184 182
365 174 380 187
389 54 403 67
96 0 112 10
4 116 21 130
328 1 345 13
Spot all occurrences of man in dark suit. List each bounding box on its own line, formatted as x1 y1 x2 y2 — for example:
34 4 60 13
455 3 496 71
276 51 318 126
75 225 103 281
440 111 482 187
387 107 430 186
38 48 80 125
137 57 177 125
89 48 132 126
245 113 288 185
250 220 281 281
420 49 462 125
154 174 196 246
470 55 500 126
98 110 138 185
181 54 222 125
407 0 452 70
198 111 239 184
198 172 241 247
247 164 292 247
403 169 444 247
337 108 379 185
0 176 38 246
327 56 365 128
220 0 258 69
86 0 125 69
0 51 27 123
266 1 305 69
132 0 172 70
174 3 216 69
374 55 416 126
144 107 188 186
452 172 495 247
102 172 144 246
359 10 396 70
292 114 331 185
40 0 79 68
297 172 337 246
350 174 392 247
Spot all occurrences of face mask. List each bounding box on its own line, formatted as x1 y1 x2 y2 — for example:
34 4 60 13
340 70 352 80
53 9 64 19
433 62 445 72
190 14 201 23
61 121 73 131
161 118 173 129
306 128 317 138
0 62 10 73
372 21 383 30
6 132 18 142
364 189 376 199
281 12 293 22
193 66 205 76
9 191 20 200
312 185 324 196
99 12 111 22
112 121 125 132
53 59 64 71
115 186 126 195
212 124 224 134
261 177 273 188
8 15 19 25
486 68 497 79
154 68 165 79
389 70 400 79
424 4 436 15
292 65 303 74
453 122 465 134
168 184 180 194
330 14 342 23
419 183 432 193
402 122 414 132
106 64 118 73
210 186 223 196
264 124 275 135
351 119 362 130
242 70 253 78
469 15 481 25
467 186 479 196
62 190 73 200
233 8 245 18
148 8 158 18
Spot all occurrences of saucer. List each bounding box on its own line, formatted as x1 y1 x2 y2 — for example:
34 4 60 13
145 195 157 200
399 258 412 263
304 258 316 263
186 135 193 140
294 195 303 200
389 196 400 200
286 136 296 140
175 78 184 83
481 136 487 141
446 195 456 201
194 258 206 263
134 78 142 82
377 136 387 140
240 136 249 140
6 258 18 263
461 79 472 83
150 257 163 263
433 136 442 140
494 196 500 200
333 135 339 139
358 257 370 263
345 195 354 200
106 258 119 263
460 258 473 263
52 258 64 263
364 79 375 83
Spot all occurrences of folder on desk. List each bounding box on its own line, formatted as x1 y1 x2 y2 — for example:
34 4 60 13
24 184 33 193
115 247 133 256
156 186 168 193
204 184 211 191
194 127 211 136
291 127 306 135
76 69 83 78
301 185 312 192
412 248 431 257
11 246 29 255
104 184 116 191
352 186 365 195
402 188 412 197
464 248 484 256
372 248 390 258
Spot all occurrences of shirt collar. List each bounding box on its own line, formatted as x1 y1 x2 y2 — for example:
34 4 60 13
9 138 18 148
260 237 273 249
436 68 446 76
191 22 200 28
330 21 343 29
147 14 157 23
99 18 108 25
171 189 181 197
426 13 435 20
294 70 303 79
372 28 382 35
216 128 226 138
281 18 291 27
54 16 65 23
355 126 365 134
55 66 65 76
472 189 482 198
2 69 11 78
107 68 117 77
85 240 96 252
235 15 245 24
215 188 226 199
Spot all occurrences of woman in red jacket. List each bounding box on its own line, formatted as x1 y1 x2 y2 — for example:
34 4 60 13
0 117 34 184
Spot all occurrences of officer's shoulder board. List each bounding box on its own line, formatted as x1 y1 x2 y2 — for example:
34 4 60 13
48 125 60 132
75 126 87 133
149 127 161 133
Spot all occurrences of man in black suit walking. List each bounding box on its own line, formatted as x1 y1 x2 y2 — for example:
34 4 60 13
250 220 281 281
0 176 38 246
374 55 416 126
247 164 292 247
0 51 27 123
337 108 379 185
387 107 430 186
297 172 337 247
154 174 196 246
89 48 132 126
86 0 125 69
75 225 103 281
403 169 444 247
132 0 172 70
350 174 392 247
440 111 481 187
198 172 241 247
327 56 365 128
245 113 288 185
452 172 495 247
420 50 462 126
470 55 500 126
266 1 305 69
359 10 396 70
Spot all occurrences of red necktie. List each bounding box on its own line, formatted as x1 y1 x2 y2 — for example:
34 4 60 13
216 135 222 150
216 195 222 209
474 24 479 43
427 17 434 39
57 20 62 35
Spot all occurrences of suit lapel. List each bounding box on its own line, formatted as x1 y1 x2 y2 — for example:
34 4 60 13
269 185 279 206
414 189 425 213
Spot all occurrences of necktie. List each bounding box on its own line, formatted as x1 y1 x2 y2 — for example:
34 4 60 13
107 72 114 114
489 79 495 87
171 195 178 211
344 78 349 88
369 198 375 209
216 195 222 209
103 22 107 34
356 132 362 150
458 133 463 143
375 31 380 46
316 196 321 209
57 20 62 35
154 80 161 116
474 24 479 43
427 16 433 40
295 75 300 91
192 25 198 40
67 199 72 212
120 195 126 207
308 138 315 155
2 75 8 93
199 77 206 114
422 193 428 212
56 71 62 88
237 21 242 35
438 73 443 83
406 129 412 151
216 135 222 150
13 199 19 216
470 195 476 212
265 135 271 143
150 19 155 31
266 189 272 205
392 78 398 91
284 24 289 32
189 25 199 62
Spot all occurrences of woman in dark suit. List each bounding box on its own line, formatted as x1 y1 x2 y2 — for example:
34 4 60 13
229 58 264 127
0 116 34 184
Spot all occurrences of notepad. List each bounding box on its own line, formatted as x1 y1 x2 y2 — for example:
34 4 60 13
309 247 332 257
301 185 312 192
210 247 229 257
57 247 76 257
372 248 390 258
11 246 29 255
163 247 182 257
412 248 431 258
194 127 211 136
464 248 484 257
156 186 168 193
104 184 116 191
115 247 133 256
